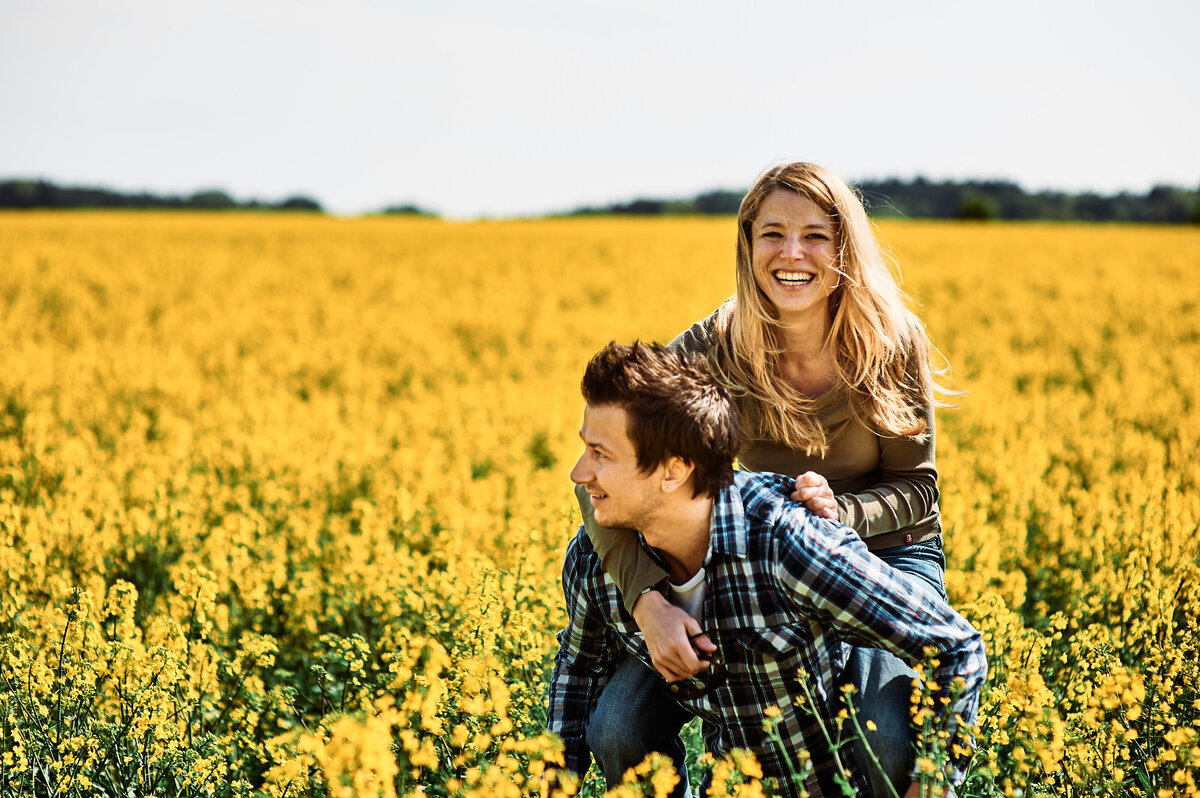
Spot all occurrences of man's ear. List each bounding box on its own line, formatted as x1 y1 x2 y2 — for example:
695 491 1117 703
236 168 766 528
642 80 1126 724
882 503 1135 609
659 456 695 495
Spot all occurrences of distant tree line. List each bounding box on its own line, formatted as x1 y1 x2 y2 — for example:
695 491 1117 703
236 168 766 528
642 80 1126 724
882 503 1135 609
568 179 1200 224
376 203 439 217
5 177 1198 223
0 179 451 217
0 180 324 212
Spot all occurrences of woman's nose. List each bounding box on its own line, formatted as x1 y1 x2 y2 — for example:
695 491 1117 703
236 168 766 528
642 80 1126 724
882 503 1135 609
782 235 804 260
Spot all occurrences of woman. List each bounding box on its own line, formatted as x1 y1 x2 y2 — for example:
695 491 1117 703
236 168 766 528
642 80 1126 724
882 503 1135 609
579 161 952 796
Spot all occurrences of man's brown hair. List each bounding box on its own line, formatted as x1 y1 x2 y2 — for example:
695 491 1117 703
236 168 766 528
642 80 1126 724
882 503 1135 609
581 341 742 498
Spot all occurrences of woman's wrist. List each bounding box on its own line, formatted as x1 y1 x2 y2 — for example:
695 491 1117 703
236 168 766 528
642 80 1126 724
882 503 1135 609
632 586 667 617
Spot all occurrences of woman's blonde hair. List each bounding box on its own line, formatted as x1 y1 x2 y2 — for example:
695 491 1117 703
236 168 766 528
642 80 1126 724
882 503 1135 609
709 161 949 455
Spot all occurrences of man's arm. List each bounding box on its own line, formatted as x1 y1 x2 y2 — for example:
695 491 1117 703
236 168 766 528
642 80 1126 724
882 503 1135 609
772 505 987 785
547 528 624 778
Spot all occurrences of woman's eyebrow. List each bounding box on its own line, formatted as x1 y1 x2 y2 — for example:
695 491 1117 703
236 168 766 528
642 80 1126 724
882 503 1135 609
756 219 832 230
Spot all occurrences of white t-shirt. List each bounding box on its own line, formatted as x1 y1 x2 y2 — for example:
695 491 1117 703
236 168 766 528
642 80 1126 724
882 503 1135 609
667 545 712 623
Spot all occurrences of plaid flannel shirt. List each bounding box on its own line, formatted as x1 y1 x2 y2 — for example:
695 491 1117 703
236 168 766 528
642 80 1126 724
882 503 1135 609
547 470 987 797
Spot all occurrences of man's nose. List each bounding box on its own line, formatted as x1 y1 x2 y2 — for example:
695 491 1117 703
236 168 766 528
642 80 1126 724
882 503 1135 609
569 454 589 484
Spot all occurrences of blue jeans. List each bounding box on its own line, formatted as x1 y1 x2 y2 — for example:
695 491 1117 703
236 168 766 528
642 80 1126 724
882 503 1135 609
845 536 948 798
585 653 695 797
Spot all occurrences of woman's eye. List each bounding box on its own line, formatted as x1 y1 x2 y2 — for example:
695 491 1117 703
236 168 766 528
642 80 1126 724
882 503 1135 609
761 231 783 240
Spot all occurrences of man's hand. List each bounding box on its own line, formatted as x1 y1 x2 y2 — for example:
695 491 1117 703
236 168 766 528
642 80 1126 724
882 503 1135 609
631 590 716 682
791 471 838 520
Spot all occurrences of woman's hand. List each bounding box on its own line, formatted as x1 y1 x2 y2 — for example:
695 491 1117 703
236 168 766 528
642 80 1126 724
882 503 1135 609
791 471 838 520
631 590 716 682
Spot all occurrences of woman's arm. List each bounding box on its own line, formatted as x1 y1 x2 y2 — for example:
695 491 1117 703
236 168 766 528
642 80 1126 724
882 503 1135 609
834 397 939 537
574 483 668 614
576 484 712 680
569 311 723 679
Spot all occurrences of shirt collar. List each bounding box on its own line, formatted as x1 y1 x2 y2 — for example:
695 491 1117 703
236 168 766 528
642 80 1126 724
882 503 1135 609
708 471 749 559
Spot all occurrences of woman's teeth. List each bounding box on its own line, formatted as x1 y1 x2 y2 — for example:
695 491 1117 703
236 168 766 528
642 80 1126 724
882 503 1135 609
775 271 814 285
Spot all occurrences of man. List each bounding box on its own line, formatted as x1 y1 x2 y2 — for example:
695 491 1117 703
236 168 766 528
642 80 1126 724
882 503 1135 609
546 341 987 797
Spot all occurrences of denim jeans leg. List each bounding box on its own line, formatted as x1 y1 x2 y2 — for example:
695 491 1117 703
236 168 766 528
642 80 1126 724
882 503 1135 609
846 536 949 797
585 654 693 797
844 645 919 797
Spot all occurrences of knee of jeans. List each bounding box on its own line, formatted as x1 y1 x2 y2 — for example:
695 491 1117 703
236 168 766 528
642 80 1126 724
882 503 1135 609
586 706 653 769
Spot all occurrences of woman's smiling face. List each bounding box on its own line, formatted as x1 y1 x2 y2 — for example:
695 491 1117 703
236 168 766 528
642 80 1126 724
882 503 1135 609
750 189 839 321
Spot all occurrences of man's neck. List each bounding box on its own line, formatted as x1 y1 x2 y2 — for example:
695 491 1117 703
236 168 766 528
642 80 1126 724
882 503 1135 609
640 495 714 585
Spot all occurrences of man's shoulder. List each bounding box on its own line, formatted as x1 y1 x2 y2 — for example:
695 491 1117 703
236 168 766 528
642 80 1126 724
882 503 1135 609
565 525 602 571
731 470 797 521
730 471 861 552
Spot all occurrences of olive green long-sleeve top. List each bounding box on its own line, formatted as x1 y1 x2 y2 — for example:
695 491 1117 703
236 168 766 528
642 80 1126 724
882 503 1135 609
577 308 942 613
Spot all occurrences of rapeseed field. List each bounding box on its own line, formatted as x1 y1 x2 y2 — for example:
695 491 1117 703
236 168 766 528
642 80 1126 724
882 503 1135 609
0 212 1197 797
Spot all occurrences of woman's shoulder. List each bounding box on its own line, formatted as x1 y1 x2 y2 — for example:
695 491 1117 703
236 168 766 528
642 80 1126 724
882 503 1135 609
668 299 735 354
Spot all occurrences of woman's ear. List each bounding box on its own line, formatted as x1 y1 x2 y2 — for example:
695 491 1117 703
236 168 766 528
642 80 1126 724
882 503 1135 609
659 456 696 495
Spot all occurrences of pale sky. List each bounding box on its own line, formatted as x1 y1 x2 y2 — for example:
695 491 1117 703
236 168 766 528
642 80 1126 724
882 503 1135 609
3 0 1197 218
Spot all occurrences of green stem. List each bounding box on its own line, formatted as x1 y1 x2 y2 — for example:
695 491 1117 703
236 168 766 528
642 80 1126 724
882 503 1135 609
52 607 74 748
844 698 901 798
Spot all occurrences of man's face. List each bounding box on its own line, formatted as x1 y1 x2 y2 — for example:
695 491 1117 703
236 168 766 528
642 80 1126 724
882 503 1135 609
570 403 661 530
